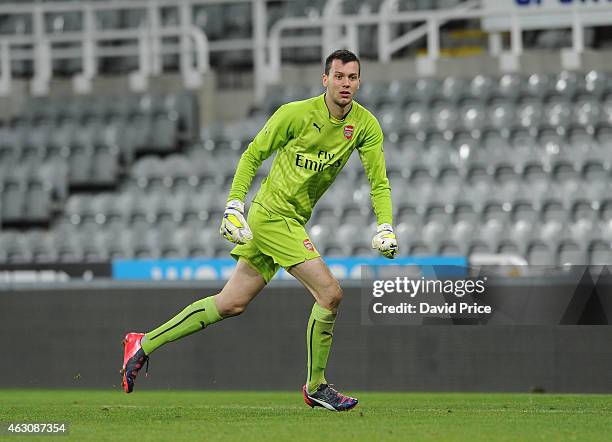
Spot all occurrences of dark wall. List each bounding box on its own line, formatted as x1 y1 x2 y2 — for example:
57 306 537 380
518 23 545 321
1 284 611 393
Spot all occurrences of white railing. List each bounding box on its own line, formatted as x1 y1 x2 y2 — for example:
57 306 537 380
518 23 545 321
0 0 245 95
266 1 612 94
0 0 611 101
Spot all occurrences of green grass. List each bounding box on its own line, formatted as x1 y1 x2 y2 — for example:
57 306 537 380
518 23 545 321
1 390 611 441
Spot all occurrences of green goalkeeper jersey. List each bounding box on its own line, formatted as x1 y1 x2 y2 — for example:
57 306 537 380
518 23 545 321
227 94 392 226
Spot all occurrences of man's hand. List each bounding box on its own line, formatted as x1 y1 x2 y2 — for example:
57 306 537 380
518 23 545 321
220 200 253 245
372 223 397 259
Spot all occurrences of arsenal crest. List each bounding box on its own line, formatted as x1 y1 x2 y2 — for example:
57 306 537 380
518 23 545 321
343 125 354 140
303 239 315 252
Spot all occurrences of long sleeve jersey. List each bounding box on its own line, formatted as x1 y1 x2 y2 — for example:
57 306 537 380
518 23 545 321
227 94 392 226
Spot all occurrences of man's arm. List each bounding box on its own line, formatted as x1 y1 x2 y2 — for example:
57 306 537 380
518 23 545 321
357 117 397 258
227 104 296 203
220 104 297 244
357 118 393 226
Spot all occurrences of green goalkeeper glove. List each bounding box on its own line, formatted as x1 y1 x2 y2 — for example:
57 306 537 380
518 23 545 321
372 223 397 259
220 200 253 245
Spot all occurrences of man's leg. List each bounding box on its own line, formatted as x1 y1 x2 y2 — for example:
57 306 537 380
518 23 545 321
288 258 357 411
141 259 266 353
122 259 266 393
288 257 342 391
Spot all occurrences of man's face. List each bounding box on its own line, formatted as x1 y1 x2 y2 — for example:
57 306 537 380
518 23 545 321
322 59 360 108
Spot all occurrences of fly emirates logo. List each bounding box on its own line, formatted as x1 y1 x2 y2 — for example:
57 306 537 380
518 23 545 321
295 150 343 173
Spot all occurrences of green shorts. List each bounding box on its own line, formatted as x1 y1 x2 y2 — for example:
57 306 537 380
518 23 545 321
230 202 320 283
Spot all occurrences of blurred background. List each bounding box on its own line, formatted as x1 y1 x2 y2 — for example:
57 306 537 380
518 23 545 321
1 0 612 392
0 0 612 270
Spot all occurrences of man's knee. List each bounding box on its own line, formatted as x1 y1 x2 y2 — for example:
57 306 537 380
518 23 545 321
222 302 248 317
216 298 248 317
320 283 343 311
214 291 250 318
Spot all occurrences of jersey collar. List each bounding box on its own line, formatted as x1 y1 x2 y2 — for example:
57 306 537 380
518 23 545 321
319 93 354 124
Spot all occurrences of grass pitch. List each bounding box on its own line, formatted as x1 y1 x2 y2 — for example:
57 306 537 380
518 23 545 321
1 390 611 441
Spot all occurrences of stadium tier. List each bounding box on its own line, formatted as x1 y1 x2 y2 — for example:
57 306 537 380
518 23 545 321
0 70 611 264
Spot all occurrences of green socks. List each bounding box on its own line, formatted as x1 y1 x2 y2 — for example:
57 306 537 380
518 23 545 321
306 303 337 393
140 296 222 355
139 296 337 394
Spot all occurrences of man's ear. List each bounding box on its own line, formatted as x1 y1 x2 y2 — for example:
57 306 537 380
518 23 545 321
322 74 328 88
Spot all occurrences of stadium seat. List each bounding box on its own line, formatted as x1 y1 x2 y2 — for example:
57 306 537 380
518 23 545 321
438 240 463 256
496 73 523 101
1 180 26 223
5 233 32 263
516 99 543 131
421 219 448 252
460 100 486 135
395 220 420 249
126 115 153 155
413 78 440 104
524 73 553 100
581 70 610 99
49 118 78 150
557 240 586 265
24 181 51 223
527 240 556 265
466 239 492 255
337 224 367 256
51 227 84 262
543 98 572 133
378 105 403 134
74 117 104 149
571 200 598 223
162 154 198 191
496 239 521 256
448 220 476 252
63 194 90 225
440 76 469 104
600 199 612 223
551 71 579 99
482 200 512 224
91 145 119 186
430 102 458 133
132 156 166 191
403 104 431 137
599 98 612 128
568 218 598 245
357 82 388 108
588 240 612 265
487 100 515 135
386 79 415 107
149 114 178 153
0 231 17 262
342 205 371 229
468 75 495 103
512 201 538 224
406 241 433 256
572 96 600 132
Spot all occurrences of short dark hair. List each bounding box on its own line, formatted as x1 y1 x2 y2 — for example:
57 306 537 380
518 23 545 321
324 49 360 76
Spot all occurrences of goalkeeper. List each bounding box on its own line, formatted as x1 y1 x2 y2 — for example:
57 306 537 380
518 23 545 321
121 49 396 411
